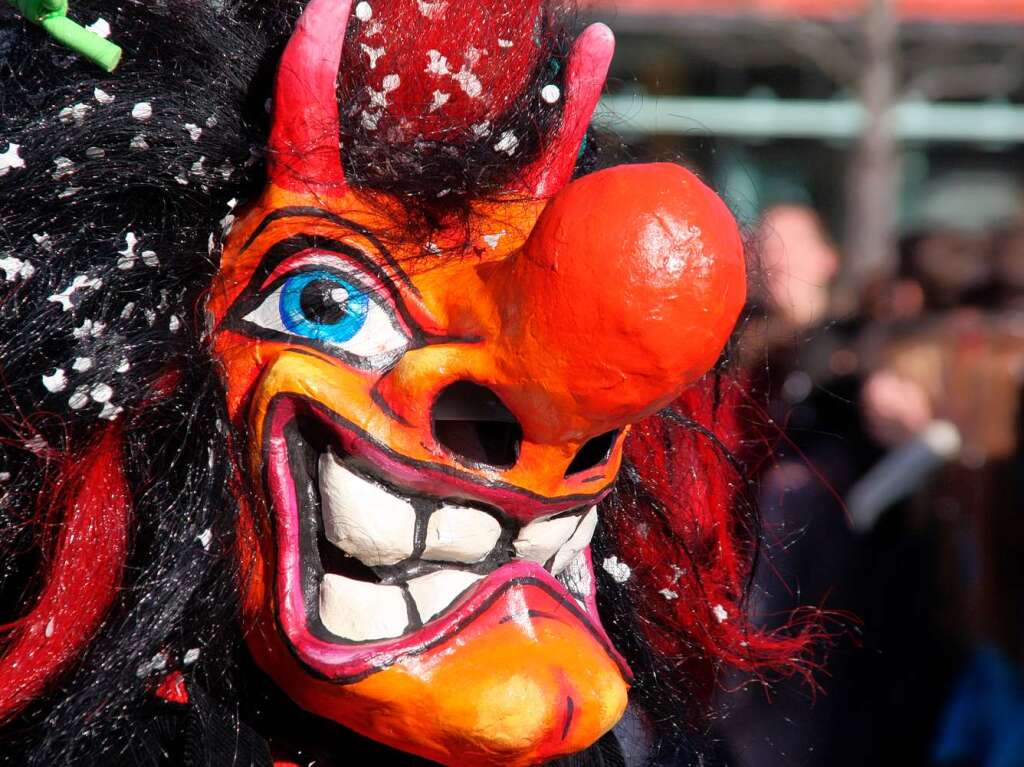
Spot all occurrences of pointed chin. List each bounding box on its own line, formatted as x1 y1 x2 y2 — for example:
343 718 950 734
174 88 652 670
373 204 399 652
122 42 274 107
246 580 629 767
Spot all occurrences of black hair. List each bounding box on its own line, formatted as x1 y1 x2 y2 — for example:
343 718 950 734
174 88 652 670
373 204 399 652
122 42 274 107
0 1 722 764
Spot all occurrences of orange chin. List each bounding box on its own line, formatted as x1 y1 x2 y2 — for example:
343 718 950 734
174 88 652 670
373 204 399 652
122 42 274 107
242 547 628 767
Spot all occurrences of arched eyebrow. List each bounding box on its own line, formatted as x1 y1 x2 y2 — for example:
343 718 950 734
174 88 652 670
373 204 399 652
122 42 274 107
237 206 419 298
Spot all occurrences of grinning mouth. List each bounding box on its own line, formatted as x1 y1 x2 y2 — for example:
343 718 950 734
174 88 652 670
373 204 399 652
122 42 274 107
264 395 626 682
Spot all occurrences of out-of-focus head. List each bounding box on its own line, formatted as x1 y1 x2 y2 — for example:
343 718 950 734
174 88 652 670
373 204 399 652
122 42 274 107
757 204 840 330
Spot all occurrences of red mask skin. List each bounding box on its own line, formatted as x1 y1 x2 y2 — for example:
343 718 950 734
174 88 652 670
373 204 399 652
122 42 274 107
206 1 746 764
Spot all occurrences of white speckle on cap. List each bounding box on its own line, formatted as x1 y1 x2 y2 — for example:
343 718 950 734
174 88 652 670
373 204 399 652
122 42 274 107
117 232 138 270
86 17 111 38
131 102 153 122
197 528 213 549
129 134 149 151
72 356 93 373
143 309 157 326
85 146 106 159
57 186 82 199
355 1 372 20
59 103 93 125
471 121 491 138
0 256 34 282
361 43 385 69
0 143 25 176
429 90 450 112
44 618 55 638
541 84 561 104
712 604 729 623
183 648 201 665
24 435 47 453
602 556 632 583
33 233 52 251
494 130 519 155
659 588 679 600
73 319 106 340
120 302 136 320
169 315 181 332
42 369 68 393
482 231 506 249
184 123 202 141
94 87 115 105
68 386 89 410
498 38 513 48
116 358 131 373
99 402 123 421
416 0 446 18
425 50 450 76
52 156 75 180
360 110 382 130
453 68 481 98
90 383 113 404
0 472 10 482
48 275 102 312
141 250 159 267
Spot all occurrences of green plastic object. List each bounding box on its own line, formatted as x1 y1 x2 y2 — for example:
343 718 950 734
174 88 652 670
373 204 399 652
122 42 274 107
9 0 122 72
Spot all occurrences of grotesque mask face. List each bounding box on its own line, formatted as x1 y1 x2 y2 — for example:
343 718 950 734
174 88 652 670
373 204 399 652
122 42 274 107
207 1 745 763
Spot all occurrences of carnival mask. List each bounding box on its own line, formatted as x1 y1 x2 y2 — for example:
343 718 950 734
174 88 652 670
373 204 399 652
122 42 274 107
207 0 745 763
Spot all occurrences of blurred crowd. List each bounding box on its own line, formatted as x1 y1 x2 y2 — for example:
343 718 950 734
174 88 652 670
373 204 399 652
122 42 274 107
717 190 1024 767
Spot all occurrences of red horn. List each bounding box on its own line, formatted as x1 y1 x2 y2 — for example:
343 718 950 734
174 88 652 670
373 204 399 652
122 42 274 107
519 23 614 198
268 0 353 193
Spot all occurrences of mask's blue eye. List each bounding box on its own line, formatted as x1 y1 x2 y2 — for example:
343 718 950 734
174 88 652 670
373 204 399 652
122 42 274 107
240 265 409 366
279 270 369 344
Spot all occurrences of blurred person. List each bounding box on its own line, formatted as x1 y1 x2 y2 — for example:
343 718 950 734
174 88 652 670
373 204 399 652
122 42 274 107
719 204 882 767
720 201 1001 767
759 205 841 331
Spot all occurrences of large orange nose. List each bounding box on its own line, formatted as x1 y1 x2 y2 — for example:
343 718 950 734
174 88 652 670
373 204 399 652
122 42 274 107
482 162 746 444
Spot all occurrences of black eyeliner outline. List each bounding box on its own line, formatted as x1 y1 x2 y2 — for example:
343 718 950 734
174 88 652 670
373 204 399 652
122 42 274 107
238 206 420 298
224 235 425 371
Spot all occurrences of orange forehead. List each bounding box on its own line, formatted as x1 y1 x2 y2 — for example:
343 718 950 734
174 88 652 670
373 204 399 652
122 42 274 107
209 183 544 330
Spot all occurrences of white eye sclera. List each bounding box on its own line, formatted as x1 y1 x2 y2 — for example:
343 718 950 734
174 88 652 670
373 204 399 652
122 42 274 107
242 263 408 364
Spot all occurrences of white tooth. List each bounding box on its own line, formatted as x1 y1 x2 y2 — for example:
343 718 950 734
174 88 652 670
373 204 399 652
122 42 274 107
423 505 502 564
407 569 483 623
318 452 416 567
551 506 598 575
319 574 408 641
558 550 593 597
513 513 581 566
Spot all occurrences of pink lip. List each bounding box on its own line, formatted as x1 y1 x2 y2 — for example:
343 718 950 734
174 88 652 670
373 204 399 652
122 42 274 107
264 394 627 682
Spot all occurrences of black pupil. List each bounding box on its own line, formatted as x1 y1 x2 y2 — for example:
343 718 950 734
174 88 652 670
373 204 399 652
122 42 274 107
299 279 348 325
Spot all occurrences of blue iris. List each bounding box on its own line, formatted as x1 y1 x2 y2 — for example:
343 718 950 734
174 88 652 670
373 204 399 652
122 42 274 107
278 270 369 345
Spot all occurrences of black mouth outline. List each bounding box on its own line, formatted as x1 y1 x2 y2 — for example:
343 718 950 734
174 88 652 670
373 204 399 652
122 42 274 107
284 411 598 644
261 393 632 684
